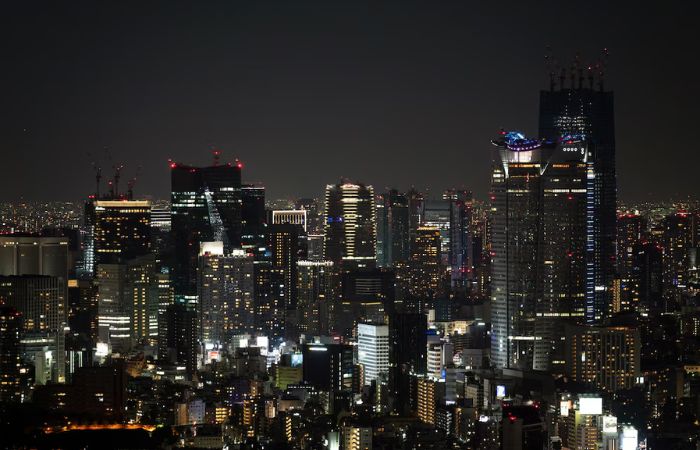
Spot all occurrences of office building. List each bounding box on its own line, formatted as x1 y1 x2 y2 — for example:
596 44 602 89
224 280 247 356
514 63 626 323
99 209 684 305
0 236 70 280
0 275 65 333
324 181 377 269
302 343 353 392
296 260 337 336
198 242 255 347
272 210 307 232
408 226 442 301
241 183 266 251
357 322 389 386
163 302 198 376
490 131 593 370
85 199 151 268
337 268 395 337
269 224 302 340
539 82 617 323
171 162 242 302
377 189 410 267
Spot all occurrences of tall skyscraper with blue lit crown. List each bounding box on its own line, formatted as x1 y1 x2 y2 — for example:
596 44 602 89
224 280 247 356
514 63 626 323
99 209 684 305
490 131 592 370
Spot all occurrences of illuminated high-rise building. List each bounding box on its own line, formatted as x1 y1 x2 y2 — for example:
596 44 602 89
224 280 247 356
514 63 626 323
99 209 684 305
85 199 151 269
416 377 441 425
125 254 159 344
490 131 592 370
0 275 65 333
170 162 242 302
296 260 337 336
565 324 640 392
617 214 646 277
357 322 389 386
444 189 474 289
324 181 377 269
614 214 646 314
241 183 266 251
95 264 129 352
489 132 547 370
377 189 410 268
661 212 696 308
295 198 323 233
539 80 617 322
197 242 254 348
0 305 22 403
408 226 442 302
268 224 302 341
422 200 451 266
272 210 307 232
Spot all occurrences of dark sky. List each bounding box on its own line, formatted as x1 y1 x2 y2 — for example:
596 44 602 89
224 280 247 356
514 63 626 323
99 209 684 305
1 1 697 202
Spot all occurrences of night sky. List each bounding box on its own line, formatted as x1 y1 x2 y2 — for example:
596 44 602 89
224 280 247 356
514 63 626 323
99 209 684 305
1 1 696 202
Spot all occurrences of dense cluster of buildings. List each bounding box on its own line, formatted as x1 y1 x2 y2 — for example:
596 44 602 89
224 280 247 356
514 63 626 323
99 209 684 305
1 75 700 450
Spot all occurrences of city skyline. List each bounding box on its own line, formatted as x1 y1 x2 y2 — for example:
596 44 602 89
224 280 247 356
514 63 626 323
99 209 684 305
2 3 700 449
2 1 697 202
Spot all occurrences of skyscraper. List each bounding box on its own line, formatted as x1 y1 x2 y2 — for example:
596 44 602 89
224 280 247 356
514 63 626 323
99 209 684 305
377 189 410 268
0 275 65 333
389 312 427 414
296 260 337 336
324 181 377 269
170 162 242 302
0 305 22 403
661 212 695 308
241 183 266 252
198 242 254 347
85 199 152 268
444 189 474 290
268 224 302 341
356 322 389 386
565 324 640 392
163 302 198 376
408 226 442 302
539 80 616 322
490 131 592 370
0 236 70 281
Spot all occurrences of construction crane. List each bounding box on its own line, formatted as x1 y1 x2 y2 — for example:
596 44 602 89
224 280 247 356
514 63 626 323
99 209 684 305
127 166 142 200
113 164 124 198
204 187 228 247
211 146 222 166
91 162 102 198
